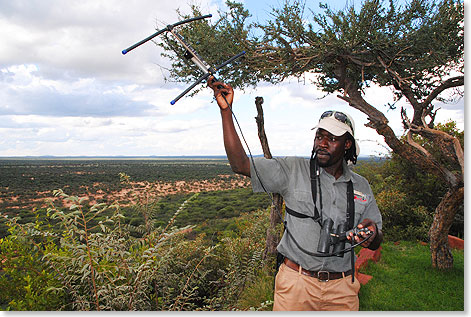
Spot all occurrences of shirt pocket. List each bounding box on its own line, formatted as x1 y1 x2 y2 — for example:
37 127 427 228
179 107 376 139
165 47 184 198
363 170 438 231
287 190 315 217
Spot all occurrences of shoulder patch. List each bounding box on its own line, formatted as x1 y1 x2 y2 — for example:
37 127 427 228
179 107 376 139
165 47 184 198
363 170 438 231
354 190 368 203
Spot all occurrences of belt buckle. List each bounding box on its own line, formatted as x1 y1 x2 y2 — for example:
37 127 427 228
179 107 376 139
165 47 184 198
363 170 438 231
317 271 330 282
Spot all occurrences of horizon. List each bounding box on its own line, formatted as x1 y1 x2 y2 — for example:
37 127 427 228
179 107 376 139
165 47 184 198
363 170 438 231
0 154 384 159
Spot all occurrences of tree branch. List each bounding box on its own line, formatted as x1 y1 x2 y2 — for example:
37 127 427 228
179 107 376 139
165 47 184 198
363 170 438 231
254 97 283 260
337 67 460 188
421 76 464 109
377 56 421 111
254 97 273 159
409 124 464 181
401 108 433 158
406 131 431 158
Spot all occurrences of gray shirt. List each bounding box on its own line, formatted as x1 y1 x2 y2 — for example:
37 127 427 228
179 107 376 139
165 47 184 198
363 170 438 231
250 156 382 272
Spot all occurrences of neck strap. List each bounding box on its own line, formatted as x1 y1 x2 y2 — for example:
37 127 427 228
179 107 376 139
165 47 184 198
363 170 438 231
310 151 322 224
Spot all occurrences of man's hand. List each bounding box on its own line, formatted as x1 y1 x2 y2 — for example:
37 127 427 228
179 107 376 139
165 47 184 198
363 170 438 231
347 218 383 250
208 76 234 110
207 76 250 177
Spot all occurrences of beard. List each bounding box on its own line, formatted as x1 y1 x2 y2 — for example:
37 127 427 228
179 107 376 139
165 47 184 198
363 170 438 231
315 150 332 167
315 148 345 168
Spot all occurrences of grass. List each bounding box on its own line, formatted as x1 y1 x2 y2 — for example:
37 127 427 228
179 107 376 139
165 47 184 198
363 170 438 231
240 241 464 311
358 241 464 311
237 273 275 311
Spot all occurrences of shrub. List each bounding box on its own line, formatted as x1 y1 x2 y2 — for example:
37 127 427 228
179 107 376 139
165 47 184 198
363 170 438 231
0 186 211 310
0 217 66 310
0 176 271 311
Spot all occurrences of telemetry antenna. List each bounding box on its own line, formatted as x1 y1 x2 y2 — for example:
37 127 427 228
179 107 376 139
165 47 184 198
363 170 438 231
122 14 245 104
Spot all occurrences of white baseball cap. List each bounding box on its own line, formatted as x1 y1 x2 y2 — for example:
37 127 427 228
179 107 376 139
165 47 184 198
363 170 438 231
312 110 360 156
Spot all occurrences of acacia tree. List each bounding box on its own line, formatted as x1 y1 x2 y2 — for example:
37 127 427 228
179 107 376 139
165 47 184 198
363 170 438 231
158 0 464 270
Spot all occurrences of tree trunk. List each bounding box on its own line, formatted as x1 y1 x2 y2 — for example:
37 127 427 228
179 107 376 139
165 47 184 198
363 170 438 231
254 96 283 260
429 186 464 270
264 194 283 258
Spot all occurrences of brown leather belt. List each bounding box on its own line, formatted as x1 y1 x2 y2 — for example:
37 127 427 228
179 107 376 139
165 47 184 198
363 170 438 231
283 258 352 282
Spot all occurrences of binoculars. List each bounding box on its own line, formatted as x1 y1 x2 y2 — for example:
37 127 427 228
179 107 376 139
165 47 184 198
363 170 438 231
317 218 371 257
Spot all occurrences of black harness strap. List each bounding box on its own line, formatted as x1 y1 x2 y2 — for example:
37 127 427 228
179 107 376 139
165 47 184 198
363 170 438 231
285 152 323 224
346 181 354 229
346 180 355 283
285 206 317 219
310 154 323 224
284 153 322 225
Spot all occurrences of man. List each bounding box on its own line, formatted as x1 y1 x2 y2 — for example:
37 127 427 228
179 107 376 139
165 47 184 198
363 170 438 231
208 78 383 311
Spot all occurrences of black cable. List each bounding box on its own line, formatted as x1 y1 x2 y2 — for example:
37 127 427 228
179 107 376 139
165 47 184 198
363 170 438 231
285 229 373 257
221 94 274 201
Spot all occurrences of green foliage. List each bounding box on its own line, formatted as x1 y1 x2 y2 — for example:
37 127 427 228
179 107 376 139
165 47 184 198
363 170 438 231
354 120 464 241
147 188 270 242
0 215 66 310
0 187 207 310
408 120 464 172
374 188 432 241
161 0 463 99
0 174 272 311
355 158 440 241
310 0 463 97
206 210 268 310
236 274 274 311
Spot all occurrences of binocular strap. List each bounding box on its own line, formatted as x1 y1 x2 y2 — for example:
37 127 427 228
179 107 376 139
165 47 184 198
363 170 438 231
347 180 355 283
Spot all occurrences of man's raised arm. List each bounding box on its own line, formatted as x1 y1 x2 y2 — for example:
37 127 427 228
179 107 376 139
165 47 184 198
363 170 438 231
208 77 250 177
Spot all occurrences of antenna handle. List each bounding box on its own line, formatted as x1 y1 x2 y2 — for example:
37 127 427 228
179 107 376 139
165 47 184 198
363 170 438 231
170 72 211 105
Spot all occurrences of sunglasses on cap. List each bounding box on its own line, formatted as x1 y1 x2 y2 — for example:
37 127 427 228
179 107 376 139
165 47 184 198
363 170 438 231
320 111 354 135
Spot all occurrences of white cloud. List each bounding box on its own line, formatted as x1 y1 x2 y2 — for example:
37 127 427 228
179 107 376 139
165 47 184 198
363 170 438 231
0 0 464 157
0 0 196 83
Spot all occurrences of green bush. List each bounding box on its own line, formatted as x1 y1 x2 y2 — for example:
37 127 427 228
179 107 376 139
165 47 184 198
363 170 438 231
354 156 453 241
0 181 271 311
0 187 210 310
374 189 432 241
0 215 66 310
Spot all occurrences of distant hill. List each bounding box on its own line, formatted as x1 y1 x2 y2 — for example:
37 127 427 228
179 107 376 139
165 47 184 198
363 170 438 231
0 154 385 161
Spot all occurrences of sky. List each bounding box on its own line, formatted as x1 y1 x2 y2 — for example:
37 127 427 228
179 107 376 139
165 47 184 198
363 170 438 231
0 0 465 158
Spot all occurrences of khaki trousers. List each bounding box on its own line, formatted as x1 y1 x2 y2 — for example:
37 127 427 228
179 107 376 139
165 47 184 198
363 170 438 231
273 262 361 311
